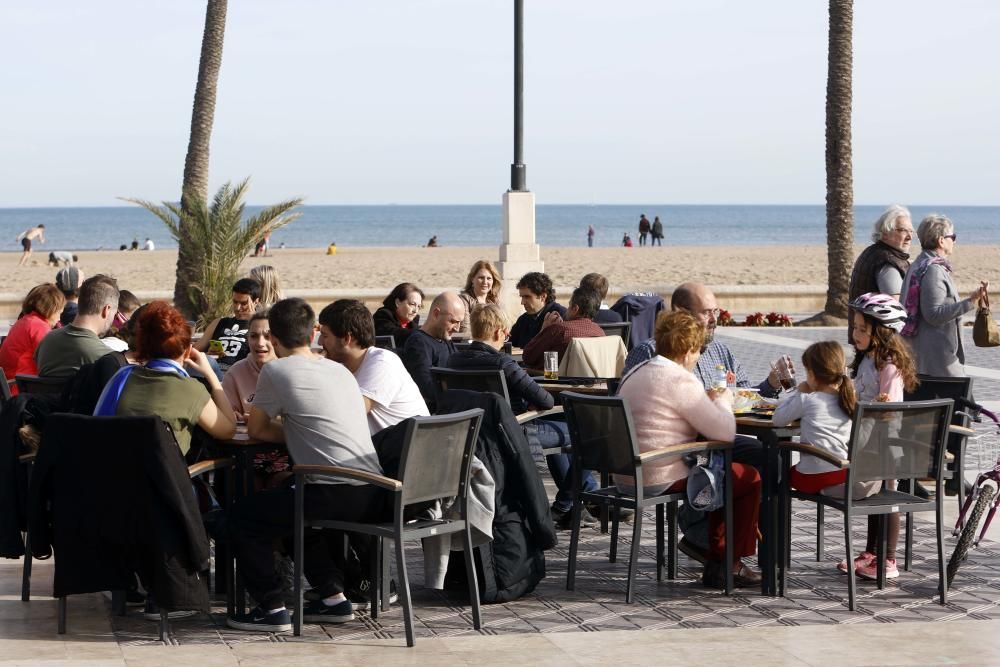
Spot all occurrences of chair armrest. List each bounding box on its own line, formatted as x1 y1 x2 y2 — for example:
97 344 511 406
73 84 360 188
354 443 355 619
777 441 849 468
293 464 403 491
949 424 975 437
515 405 564 424
188 457 235 479
18 453 35 464
637 440 730 464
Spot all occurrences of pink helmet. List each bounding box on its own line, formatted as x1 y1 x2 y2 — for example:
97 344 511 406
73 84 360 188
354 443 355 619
849 292 907 332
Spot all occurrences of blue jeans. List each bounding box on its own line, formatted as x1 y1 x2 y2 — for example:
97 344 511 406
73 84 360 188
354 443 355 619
523 419 598 512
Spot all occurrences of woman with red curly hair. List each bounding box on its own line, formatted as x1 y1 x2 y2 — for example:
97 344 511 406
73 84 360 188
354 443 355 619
95 301 236 453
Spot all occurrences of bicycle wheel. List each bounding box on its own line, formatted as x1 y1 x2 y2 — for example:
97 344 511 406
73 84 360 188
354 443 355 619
948 485 996 586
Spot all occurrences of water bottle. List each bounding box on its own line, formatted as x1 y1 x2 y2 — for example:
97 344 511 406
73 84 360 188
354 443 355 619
714 364 728 390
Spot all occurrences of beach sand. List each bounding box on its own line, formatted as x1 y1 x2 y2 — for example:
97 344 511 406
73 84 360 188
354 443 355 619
3 244 998 298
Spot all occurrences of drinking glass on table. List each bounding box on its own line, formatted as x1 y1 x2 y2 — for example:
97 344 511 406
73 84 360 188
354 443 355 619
543 351 559 380
770 354 796 391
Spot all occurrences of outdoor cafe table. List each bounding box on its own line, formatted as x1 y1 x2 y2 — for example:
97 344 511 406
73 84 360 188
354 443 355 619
734 414 800 597
537 380 610 399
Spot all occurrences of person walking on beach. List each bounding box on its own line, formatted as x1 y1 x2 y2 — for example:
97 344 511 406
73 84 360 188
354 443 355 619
651 216 664 246
638 214 650 246
587 224 595 247
16 224 45 266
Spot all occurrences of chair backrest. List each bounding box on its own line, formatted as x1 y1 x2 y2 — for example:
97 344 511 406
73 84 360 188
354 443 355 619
904 375 973 425
597 321 632 350
1 377 11 402
15 374 68 397
847 399 953 485
430 367 512 407
558 336 627 378
374 335 396 350
396 409 483 508
561 392 641 478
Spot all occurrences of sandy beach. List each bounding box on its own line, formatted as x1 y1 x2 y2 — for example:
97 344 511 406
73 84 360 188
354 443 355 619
4 245 998 299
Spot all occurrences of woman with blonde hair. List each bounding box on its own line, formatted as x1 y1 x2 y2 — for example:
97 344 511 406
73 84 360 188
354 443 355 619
249 265 283 309
457 259 502 334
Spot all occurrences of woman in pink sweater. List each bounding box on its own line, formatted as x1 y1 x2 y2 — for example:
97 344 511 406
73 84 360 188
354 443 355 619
617 310 761 589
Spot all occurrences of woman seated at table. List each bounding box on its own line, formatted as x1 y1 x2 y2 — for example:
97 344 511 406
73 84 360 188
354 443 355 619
95 301 237 455
0 283 64 396
373 282 424 347
616 310 761 589
457 259 502 334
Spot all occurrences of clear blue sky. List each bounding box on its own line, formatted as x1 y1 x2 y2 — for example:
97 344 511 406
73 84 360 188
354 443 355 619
2 1 998 207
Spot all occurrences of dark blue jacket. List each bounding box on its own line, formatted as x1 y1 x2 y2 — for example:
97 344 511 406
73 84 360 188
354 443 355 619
509 301 567 348
401 329 455 411
446 341 554 414
593 308 623 323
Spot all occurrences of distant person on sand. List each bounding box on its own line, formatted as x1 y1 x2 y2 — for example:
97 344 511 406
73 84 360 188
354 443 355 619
47 251 78 267
638 214 650 246
426 235 438 247
622 232 633 247
143 238 155 251
130 238 139 251
326 242 337 256
16 224 45 266
587 224 595 247
651 216 664 246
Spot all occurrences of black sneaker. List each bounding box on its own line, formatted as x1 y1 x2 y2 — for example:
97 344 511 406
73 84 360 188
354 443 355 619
226 606 292 632
142 600 197 621
585 502 635 523
346 579 399 611
551 505 598 530
301 598 354 624
102 589 146 607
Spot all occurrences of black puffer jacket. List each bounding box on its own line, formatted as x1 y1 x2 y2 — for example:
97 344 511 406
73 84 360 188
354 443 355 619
446 341 553 414
373 307 420 347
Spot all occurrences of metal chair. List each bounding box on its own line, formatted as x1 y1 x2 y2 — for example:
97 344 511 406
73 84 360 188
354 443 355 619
597 321 632 351
1 376 11 401
431 367 511 406
779 399 953 610
292 409 484 646
561 392 734 601
15 374 68 397
374 335 396 351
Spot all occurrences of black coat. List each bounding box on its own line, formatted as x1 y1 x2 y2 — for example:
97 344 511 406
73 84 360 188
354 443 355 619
446 341 554 414
28 415 210 611
437 390 557 603
401 329 454 412
373 307 421 347
509 301 567 348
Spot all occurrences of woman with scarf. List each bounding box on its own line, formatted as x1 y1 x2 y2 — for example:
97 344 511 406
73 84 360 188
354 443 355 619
899 214 988 377
95 300 237 454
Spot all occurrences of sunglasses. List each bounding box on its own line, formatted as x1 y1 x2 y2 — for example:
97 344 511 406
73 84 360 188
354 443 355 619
944 234 957 241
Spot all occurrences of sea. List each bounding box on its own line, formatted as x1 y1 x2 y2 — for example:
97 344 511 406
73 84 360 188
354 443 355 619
1 204 998 252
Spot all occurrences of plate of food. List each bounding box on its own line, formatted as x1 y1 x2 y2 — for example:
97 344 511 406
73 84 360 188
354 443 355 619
732 390 778 414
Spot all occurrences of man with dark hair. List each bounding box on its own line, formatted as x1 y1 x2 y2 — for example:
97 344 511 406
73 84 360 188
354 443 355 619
509 271 567 348
227 297 385 632
319 299 428 434
521 287 605 370
579 272 622 324
401 291 465 411
195 277 262 368
36 274 119 377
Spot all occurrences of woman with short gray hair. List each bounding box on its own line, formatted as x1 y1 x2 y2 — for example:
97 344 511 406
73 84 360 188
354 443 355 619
899 213 988 377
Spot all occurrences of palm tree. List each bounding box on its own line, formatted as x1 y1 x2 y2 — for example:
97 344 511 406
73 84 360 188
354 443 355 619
175 0 229 319
823 0 854 320
126 179 303 328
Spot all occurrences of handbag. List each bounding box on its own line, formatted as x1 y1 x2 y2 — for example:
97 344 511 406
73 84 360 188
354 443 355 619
687 450 726 512
973 293 1000 347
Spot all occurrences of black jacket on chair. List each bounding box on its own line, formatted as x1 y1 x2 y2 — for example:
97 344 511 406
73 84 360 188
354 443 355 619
27 414 210 612
446 341 554 414
437 389 557 603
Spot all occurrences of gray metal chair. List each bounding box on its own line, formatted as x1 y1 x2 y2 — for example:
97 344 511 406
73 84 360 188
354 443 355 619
374 335 396 351
292 409 484 646
15 374 68 397
597 321 632 351
779 399 953 610
431 367 511 406
1 376 11 401
561 392 734 602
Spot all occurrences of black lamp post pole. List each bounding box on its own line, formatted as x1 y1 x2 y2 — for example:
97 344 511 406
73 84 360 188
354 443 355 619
510 0 527 192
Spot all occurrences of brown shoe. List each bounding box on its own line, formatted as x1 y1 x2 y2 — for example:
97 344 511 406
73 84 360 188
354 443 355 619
732 561 761 588
701 561 761 589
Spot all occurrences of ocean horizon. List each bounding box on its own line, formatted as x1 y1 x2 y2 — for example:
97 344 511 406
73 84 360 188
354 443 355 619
2 204 997 252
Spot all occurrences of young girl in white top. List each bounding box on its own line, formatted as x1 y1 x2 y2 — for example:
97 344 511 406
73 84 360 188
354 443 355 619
845 293 919 580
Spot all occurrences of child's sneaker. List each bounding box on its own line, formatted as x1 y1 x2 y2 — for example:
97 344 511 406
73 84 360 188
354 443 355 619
857 557 899 581
837 551 875 574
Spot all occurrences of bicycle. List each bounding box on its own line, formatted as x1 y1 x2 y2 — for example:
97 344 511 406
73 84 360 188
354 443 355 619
946 399 1000 586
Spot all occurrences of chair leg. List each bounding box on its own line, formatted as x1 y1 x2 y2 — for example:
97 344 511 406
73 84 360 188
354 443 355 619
395 536 415 647
566 502 581 591
369 536 380 620
462 523 482 631
600 472 610 534
655 504 665 582
724 449 733 596
816 505 825 562
904 512 913 572
667 501 678 580
21 531 31 602
845 511 856 611
58 596 67 634
625 510 643 603
159 609 168 643
381 538 392 612
937 497 948 605
293 483 305 637
876 515 887 589
609 508 619 563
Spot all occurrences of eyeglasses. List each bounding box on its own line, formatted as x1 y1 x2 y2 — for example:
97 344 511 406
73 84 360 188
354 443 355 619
944 233 957 241
893 227 914 236
699 308 722 319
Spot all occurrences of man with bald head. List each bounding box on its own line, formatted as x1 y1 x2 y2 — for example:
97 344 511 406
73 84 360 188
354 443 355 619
401 291 466 411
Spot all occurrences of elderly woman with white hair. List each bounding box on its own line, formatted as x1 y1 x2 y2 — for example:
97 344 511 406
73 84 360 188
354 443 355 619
899 213 988 377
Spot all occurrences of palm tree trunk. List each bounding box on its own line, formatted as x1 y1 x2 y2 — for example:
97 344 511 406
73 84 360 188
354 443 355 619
175 0 228 319
823 0 854 319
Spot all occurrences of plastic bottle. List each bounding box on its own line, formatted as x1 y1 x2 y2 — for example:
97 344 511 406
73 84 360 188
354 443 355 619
714 364 728 390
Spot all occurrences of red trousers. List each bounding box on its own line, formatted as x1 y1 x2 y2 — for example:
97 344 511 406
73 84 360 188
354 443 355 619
667 462 761 562
789 466 847 494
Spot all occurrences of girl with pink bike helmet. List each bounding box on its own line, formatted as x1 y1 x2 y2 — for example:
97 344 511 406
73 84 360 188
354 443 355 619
849 292 908 332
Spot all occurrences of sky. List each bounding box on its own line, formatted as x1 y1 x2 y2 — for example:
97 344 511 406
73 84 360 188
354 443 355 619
2 0 998 207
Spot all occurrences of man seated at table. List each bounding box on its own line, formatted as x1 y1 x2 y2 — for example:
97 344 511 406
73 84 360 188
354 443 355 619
522 287 605 371
227 298 386 632
319 299 429 434
448 303 601 528
35 274 119 377
401 291 465 412
579 273 623 324
620 281 788 562
194 277 261 369
509 271 567 348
